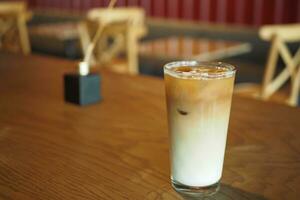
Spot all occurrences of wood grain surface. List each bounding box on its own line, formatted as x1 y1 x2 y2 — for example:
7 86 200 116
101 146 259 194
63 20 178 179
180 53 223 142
0 53 299 200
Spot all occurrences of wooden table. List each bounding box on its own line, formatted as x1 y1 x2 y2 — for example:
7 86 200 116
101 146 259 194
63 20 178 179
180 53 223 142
139 36 252 61
0 53 299 200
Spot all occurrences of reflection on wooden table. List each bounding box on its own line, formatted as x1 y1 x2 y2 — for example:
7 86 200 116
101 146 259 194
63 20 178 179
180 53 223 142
139 36 252 61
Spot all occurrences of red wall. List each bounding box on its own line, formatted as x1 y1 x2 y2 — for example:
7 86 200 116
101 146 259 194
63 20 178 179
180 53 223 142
22 0 300 27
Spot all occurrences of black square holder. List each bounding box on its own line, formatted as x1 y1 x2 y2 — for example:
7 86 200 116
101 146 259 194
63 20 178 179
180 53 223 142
64 73 101 106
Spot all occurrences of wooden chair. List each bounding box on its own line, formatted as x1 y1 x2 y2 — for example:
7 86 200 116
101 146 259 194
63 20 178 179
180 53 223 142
0 2 31 54
78 7 147 75
235 24 300 106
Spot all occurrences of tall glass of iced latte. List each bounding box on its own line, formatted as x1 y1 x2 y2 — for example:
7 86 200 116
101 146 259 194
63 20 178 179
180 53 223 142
164 61 236 197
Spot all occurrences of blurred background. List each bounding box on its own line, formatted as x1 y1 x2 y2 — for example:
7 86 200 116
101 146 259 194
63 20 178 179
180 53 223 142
1 0 300 100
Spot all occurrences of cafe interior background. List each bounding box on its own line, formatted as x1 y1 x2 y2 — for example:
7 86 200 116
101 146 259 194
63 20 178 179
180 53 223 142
1 0 300 199
1 0 299 107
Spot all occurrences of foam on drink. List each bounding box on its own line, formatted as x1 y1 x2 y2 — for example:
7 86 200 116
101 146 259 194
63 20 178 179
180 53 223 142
165 62 235 187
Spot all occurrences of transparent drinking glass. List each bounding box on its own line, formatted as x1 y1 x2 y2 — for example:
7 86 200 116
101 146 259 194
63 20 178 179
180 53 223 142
164 61 236 198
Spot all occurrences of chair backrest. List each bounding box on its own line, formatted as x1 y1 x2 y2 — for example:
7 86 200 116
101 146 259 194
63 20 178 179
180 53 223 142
0 2 26 13
259 24 300 106
87 7 147 37
78 7 147 75
0 2 31 54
